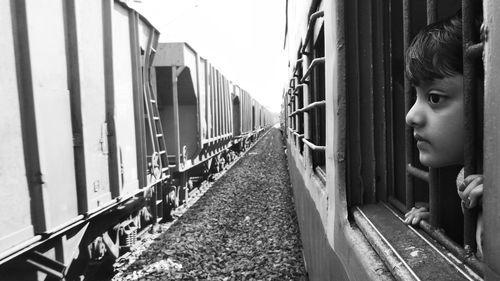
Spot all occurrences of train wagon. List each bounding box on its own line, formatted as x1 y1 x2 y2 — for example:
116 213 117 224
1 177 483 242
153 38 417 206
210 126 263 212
0 1 169 280
284 0 499 280
153 42 274 206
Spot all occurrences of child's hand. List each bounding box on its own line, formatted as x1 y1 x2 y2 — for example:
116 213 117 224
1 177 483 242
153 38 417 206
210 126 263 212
404 206 429 225
457 174 483 209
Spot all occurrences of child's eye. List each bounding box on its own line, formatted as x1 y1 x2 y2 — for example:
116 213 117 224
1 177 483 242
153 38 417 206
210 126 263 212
428 94 442 104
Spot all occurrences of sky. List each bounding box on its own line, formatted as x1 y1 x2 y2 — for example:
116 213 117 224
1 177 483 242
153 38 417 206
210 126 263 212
128 0 287 113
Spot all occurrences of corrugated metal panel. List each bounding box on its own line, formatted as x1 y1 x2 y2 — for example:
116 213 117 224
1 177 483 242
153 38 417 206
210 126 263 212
27 0 79 232
112 2 139 195
72 0 112 212
0 0 34 252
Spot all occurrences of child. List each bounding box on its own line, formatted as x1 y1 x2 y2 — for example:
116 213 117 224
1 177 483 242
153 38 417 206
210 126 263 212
402 13 484 258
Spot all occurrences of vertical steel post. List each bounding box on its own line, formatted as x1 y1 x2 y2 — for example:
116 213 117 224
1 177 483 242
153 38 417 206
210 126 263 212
426 0 437 24
403 0 414 211
427 0 442 229
462 0 479 256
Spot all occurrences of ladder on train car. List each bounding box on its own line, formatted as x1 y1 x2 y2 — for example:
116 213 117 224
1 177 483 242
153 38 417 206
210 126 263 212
143 36 170 224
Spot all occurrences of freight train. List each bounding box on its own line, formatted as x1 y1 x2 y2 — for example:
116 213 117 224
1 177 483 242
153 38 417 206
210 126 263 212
0 1 274 280
283 0 500 280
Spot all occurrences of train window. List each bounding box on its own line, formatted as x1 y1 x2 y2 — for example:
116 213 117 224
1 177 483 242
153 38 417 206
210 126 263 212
292 8 326 181
347 0 485 277
309 26 325 174
296 51 305 155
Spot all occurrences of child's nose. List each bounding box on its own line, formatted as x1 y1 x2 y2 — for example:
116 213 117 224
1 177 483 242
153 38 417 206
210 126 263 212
405 103 424 128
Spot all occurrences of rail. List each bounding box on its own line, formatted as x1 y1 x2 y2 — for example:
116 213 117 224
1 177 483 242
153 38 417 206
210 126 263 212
300 10 325 54
300 57 325 84
288 100 325 117
302 138 325 152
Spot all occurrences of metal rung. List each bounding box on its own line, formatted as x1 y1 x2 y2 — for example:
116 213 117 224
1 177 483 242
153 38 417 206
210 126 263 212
293 58 304 76
303 138 325 151
159 150 166 155
300 57 325 83
293 84 307 95
156 200 162 205
289 100 325 117
406 164 429 182
301 10 324 54
151 47 157 53
26 251 66 279
156 133 163 137
150 99 156 103
465 42 484 59
153 116 160 120
168 165 176 168
162 167 170 172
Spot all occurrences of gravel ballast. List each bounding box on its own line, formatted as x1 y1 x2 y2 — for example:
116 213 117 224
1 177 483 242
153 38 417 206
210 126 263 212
111 128 307 280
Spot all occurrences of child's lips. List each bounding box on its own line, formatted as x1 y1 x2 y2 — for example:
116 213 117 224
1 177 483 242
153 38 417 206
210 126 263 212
414 134 430 148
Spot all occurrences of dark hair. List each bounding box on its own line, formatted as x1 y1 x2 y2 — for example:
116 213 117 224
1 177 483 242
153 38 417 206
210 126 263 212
405 13 462 86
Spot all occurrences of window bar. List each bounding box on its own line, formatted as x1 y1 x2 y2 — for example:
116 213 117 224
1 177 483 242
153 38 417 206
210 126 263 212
426 0 437 24
293 58 303 77
300 57 325 84
300 11 324 54
296 100 326 114
302 138 325 152
407 164 429 182
462 0 482 257
403 0 415 212
289 77 297 89
293 84 306 95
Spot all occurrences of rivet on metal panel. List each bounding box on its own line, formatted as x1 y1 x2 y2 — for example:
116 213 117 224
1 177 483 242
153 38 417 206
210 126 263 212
93 180 100 192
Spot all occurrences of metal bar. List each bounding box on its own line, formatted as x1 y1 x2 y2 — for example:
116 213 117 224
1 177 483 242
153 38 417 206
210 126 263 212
293 58 304 76
406 164 429 182
426 0 437 24
462 0 479 256
429 168 441 227
301 100 326 112
292 131 304 138
289 101 325 117
293 84 306 95
300 10 325 54
403 0 414 211
26 251 66 279
303 138 325 151
300 57 325 83
465 42 484 59
419 220 484 275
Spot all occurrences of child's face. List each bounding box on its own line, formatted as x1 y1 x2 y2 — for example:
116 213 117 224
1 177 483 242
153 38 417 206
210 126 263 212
405 75 465 168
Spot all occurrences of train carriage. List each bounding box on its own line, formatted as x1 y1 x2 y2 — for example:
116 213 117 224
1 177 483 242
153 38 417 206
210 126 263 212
0 1 168 279
0 0 275 279
284 0 500 280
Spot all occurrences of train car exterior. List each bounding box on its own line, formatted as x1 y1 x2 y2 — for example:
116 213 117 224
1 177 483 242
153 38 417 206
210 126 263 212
284 0 500 280
154 42 234 173
0 1 168 280
153 42 273 204
0 1 274 280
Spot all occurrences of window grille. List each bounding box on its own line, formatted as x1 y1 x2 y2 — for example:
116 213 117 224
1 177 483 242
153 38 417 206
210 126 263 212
401 0 484 273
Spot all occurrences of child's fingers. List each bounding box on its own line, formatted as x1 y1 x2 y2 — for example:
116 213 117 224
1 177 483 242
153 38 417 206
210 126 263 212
404 207 416 218
460 176 483 200
459 174 483 192
465 184 484 209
